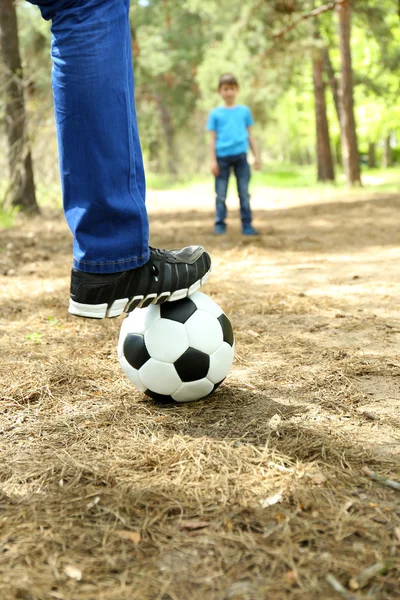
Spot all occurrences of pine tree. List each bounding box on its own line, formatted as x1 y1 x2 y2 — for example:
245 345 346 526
336 0 361 185
0 0 38 212
312 43 335 182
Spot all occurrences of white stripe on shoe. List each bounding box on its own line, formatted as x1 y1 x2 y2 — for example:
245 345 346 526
68 300 109 319
68 269 211 319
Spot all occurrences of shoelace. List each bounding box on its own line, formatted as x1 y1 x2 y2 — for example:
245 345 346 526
150 246 180 279
149 247 170 260
149 248 163 279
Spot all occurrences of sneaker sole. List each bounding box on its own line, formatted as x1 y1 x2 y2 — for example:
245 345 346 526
68 269 211 319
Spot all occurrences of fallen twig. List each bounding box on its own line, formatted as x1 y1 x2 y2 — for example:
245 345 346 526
349 560 393 590
362 466 400 491
326 574 361 600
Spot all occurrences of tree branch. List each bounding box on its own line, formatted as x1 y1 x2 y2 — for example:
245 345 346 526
362 466 400 491
273 0 348 39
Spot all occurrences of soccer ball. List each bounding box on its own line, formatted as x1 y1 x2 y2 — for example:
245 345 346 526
118 291 234 403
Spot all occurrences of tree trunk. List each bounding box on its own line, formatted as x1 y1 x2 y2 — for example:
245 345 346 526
323 47 341 127
312 49 335 182
149 140 162 174
367 142 376 168
296 150 305 165
155 95 178 176
335 139 342 167
0 0 38 212
382 135 392 168
336 0 361 186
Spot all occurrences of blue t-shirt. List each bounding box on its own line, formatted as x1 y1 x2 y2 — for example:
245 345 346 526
206 105 254 157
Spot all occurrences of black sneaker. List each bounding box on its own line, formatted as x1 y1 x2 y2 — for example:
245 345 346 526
68 246 211 319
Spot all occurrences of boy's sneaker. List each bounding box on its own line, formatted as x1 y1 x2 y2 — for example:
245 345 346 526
213 224 226 235
68 246 211 319
242 225 260 236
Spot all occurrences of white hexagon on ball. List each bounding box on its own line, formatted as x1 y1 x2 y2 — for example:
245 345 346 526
185 309 223 355
207 342 235 384
119 304 160 341
118 355 147 392
139 359 181 395
173 378 214 403
190 291 223 317
145 318 188 363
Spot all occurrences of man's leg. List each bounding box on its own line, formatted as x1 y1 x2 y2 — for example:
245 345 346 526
29 0 149 273
214 158 230 233
234 154 258 235
28 0 211 318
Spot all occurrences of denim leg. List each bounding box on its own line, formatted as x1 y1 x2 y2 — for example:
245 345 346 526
234 154 252 228
215 158 230 226
27 0 149 273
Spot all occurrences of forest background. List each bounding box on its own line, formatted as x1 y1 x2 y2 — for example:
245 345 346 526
1 0 400 216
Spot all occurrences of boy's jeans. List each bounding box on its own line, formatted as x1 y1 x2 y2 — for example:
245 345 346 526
215 153 252 229
27 0 149 273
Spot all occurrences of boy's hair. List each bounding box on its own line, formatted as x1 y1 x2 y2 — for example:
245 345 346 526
218 73 239 89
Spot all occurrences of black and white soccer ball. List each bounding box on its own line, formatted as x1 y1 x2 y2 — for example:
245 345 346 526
118 291 234 403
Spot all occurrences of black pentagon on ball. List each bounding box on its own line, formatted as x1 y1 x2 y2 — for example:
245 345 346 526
144 389 175 403
218 313 234 347
203 379 225 399
123 333 150 370
160 296 197 324
212 380 225 393
174 347 210 382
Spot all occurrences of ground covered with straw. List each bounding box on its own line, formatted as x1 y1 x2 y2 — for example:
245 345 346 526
1 184 399 599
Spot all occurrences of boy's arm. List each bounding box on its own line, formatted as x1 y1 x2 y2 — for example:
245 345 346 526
209 131 220 176
248 126 261 170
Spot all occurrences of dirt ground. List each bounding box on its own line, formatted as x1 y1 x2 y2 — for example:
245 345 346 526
1 184 399 600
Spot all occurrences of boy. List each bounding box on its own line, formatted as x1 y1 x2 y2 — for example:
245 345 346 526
207 73 261 236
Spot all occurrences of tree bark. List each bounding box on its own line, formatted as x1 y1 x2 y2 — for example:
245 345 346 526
274 0 296 14
0 0 38 212
312 48 335 182
382 135 392 168
336 0 361 186
323 47 341 127
367 142 376 168
149 140 162 174
155 95 178 176
335 139 342 167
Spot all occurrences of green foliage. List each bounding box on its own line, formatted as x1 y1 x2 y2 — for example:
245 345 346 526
47 316 61 328
146 164 400 193
0 204 18 229
252 166 321 189
351 5 400 143
26 332 43 343
132 0 400 174
2 0 400 186
0 210 15 229
17 2 52 97
252 164 400 192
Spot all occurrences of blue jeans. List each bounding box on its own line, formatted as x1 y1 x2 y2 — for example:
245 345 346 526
28 0 149 273
215 153 252 229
